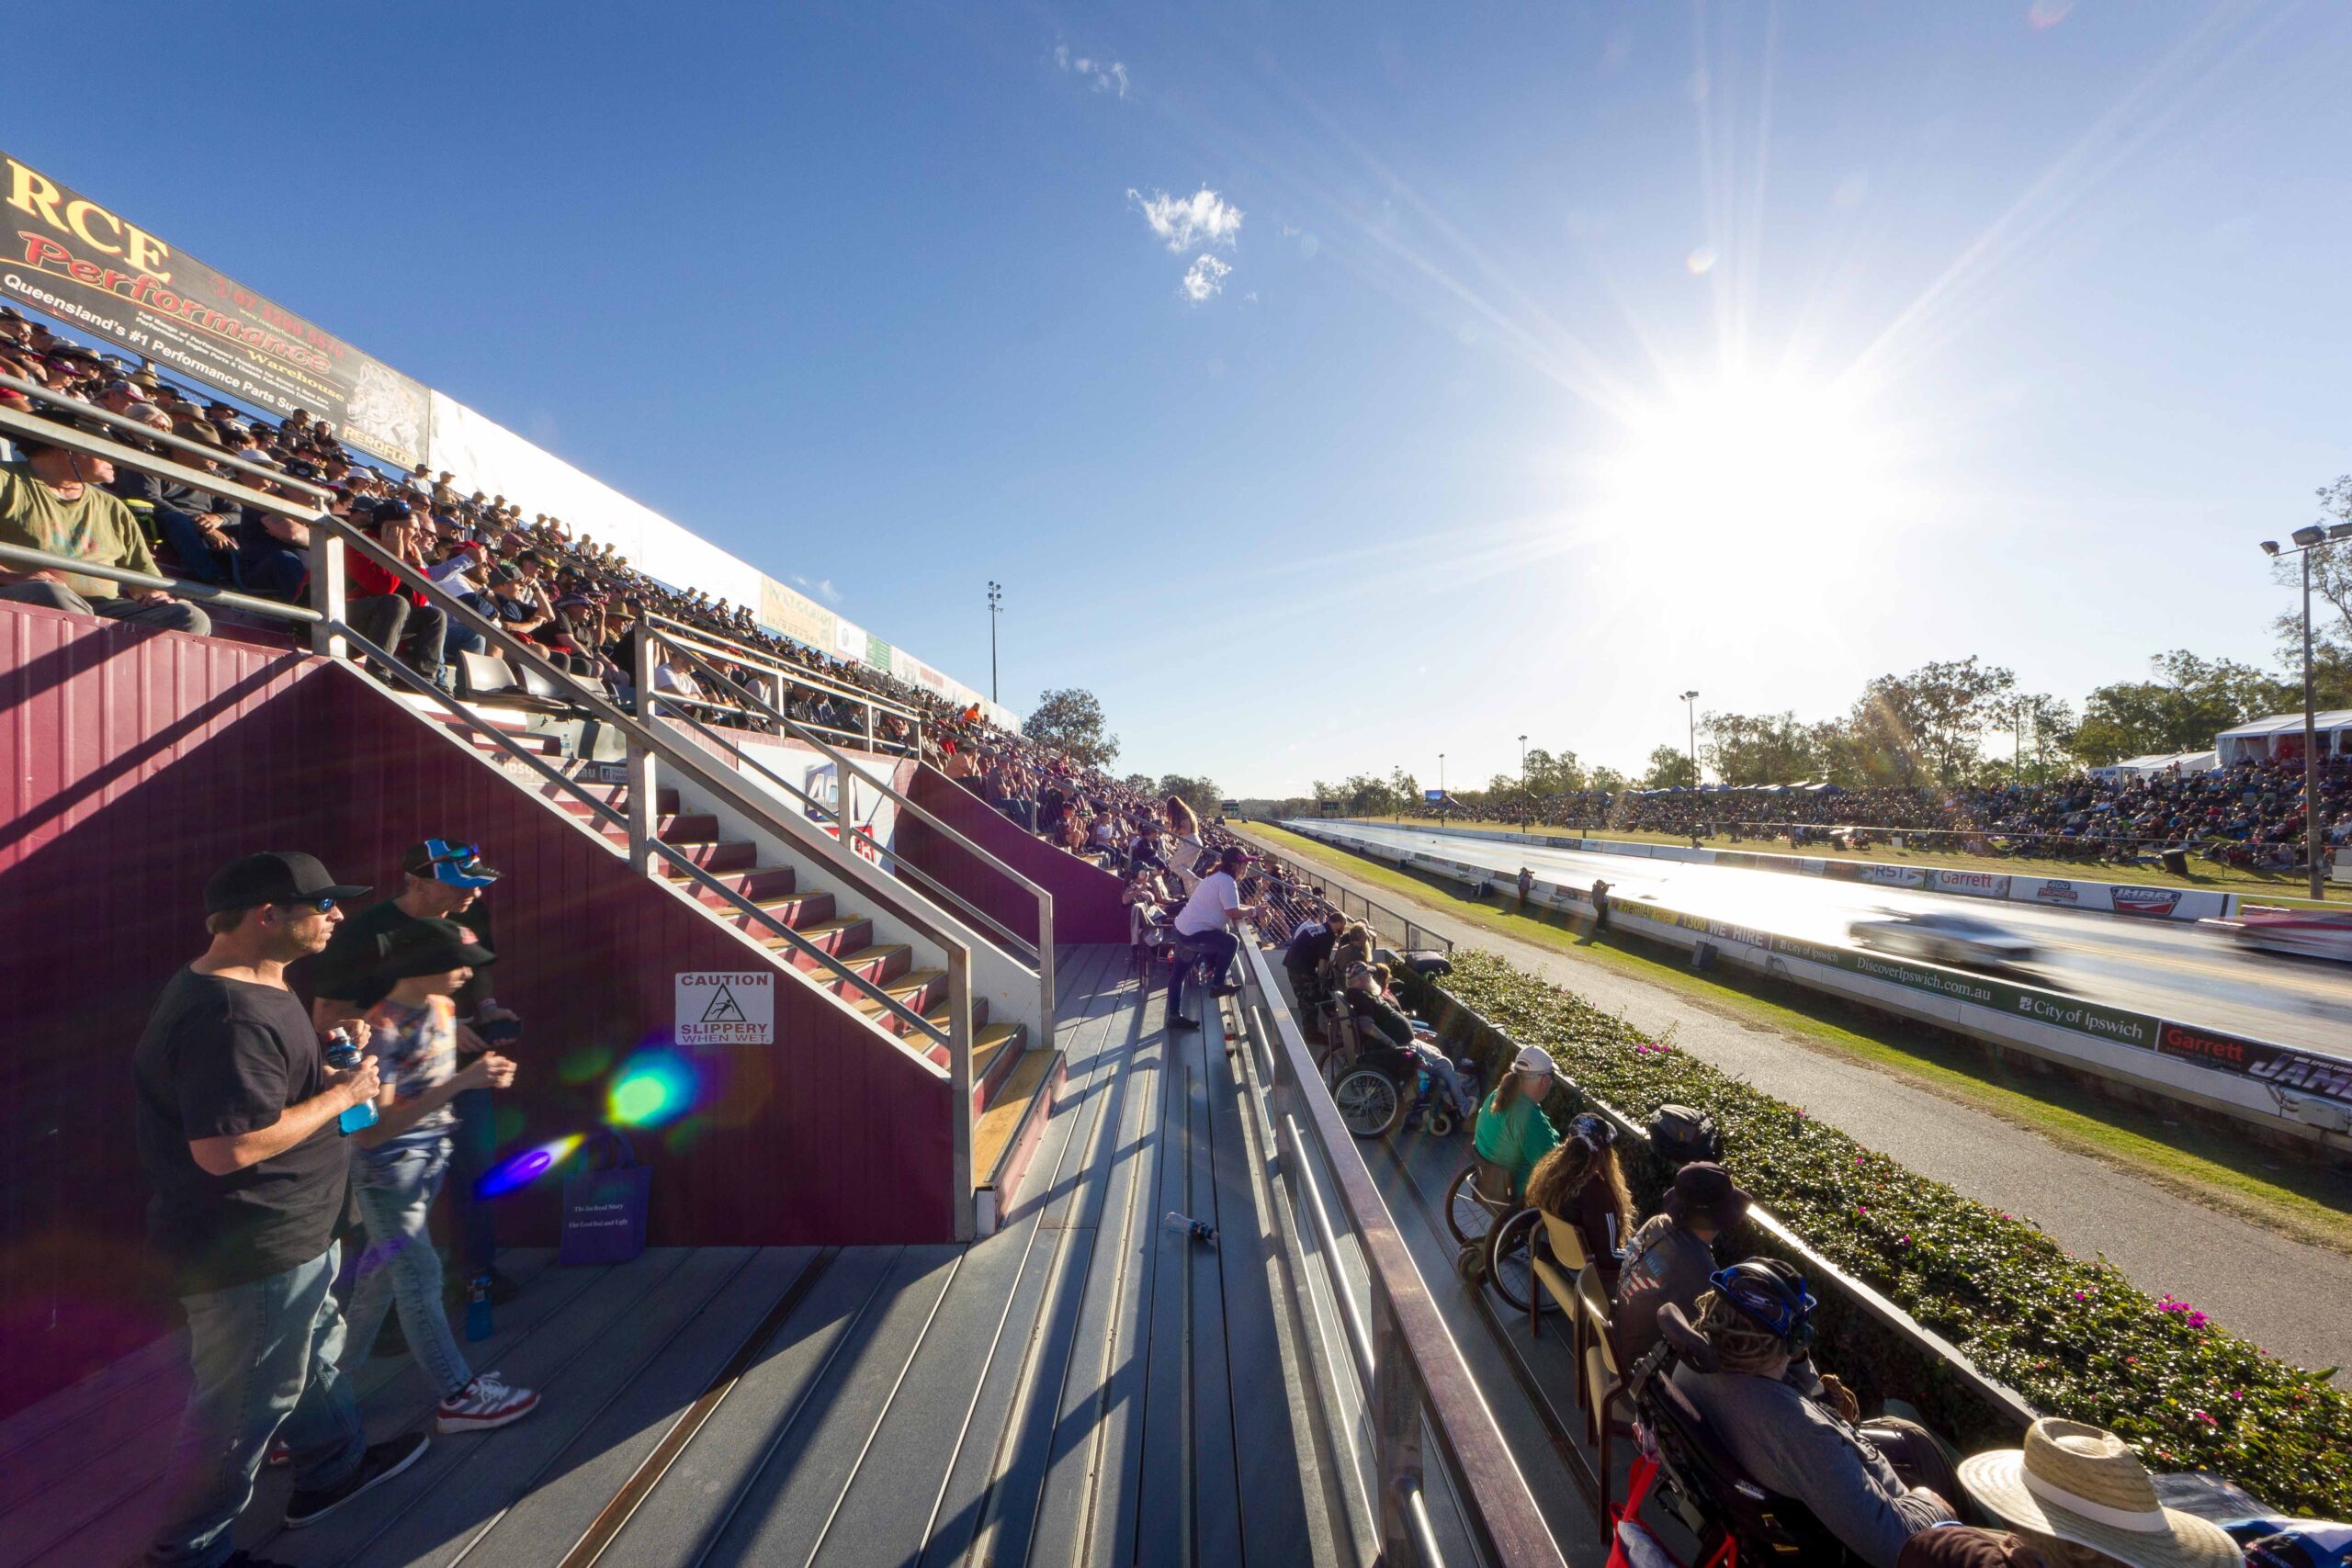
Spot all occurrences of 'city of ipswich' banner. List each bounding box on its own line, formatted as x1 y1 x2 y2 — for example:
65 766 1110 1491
2 152 428 467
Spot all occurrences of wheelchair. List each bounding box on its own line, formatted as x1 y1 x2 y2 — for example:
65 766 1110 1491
1441 1156 1564 1320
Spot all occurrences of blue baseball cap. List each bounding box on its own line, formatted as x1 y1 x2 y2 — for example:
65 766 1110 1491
402 839 500 890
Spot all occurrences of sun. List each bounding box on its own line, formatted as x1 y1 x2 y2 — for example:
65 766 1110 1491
1597 369 1898 547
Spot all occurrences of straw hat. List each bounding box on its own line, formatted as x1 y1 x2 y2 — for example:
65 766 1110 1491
1956 1419 2242 1568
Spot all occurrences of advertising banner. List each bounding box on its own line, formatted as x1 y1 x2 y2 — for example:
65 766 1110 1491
2108 885 2187 919
1933 869 2012 900
864 630 892 673
2154 1021 2352 1104
2015 878 2090 908
3 151 428 466
757 574 838 654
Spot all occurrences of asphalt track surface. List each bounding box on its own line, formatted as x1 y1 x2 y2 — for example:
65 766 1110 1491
1240 828 2352 1380
1300 821 2352 1053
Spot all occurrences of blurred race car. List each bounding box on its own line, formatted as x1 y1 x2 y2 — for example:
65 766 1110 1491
1848 910 2040 969
2200 907 2352 963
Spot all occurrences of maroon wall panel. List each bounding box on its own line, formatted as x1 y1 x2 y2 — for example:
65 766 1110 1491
896 765 1130 944
0 604 955 1419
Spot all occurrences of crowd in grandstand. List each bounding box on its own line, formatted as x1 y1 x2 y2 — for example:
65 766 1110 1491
1472 755 2352 873
0 307 968 754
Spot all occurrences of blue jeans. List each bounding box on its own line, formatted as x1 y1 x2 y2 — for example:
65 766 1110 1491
339 1143 475 1398
1164 927 1238 1014
147 1244 366 1567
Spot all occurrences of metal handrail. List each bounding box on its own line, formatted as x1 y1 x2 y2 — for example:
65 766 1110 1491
0 541 321 625
648 625 1057 1049
1238 934 1569 1568
332 618 949 1046
647 611 923 731
0 399 329 528
643 658 1041 969
0 371 336 502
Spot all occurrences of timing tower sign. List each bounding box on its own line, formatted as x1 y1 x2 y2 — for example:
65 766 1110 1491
2 152 428 467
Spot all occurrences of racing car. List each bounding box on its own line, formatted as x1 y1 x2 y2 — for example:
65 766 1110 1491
2199 906 2352 963
1847 909 2040 970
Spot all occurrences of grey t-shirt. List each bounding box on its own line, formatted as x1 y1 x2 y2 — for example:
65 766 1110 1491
1612 1213 1717 1370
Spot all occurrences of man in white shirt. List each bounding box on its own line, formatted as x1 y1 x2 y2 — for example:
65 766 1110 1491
1165 846 1262 1032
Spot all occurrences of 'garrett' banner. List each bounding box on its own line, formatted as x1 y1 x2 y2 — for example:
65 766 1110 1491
2 152 428 467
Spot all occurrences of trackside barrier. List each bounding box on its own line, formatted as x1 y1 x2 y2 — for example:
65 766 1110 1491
1232 934 1568 1568
1414 983 2041 1450
1284 821 2352 1153
1317 819 2241 923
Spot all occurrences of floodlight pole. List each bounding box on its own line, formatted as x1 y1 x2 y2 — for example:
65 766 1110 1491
987 581 1002 704
2303 549 2324 899
1680 690 1701 786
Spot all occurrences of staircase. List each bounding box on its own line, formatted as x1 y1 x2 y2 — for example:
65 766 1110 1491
427 703 1059 1224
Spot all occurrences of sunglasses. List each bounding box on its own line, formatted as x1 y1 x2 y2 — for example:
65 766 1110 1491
274 896 339 914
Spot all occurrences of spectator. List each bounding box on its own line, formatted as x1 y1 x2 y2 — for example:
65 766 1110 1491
1164 844 1262 1032
1472 1043 1562 1201
1283 906 1340 998
311 840 518 1303
1951 1418 2244 1568
1614 1160 1751 1369
346 502 450 689
337 918 539 1432
0 417 210 632
135 852 430 1562
1670 1259 1960 1568
1524 1112 1635 1283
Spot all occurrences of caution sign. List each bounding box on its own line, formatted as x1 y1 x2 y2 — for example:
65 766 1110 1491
675 971 775 1045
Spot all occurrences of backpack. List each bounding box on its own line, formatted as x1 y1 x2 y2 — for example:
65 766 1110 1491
1646 1103 1721 1168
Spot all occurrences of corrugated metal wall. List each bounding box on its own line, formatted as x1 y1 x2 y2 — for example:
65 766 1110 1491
0 602 955 1419
899 767 1131 944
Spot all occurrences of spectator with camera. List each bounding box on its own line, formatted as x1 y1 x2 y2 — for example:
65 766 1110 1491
136 852 433 1562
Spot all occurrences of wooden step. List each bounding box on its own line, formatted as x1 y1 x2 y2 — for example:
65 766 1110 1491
678 865 797 903
639 837 756 874
594 812 719 846
555 784 678 814
728 888 837 932
972 1021 1027 1113
974 1047 1065 1233
851 965 946 1031
770 918 878 967
457 726 563 756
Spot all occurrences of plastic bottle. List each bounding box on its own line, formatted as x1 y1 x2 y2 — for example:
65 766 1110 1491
1164 1211 1218 1246
465 1272 494 1341
323 1030 379 1136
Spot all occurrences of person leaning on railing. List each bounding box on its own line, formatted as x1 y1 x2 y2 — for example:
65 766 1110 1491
0 411 212 633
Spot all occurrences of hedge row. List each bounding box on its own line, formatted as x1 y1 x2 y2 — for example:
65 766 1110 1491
1426 947 2350 1517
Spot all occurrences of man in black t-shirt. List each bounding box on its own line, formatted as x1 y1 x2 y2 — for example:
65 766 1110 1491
311 838 518 1300
138 852 432 1565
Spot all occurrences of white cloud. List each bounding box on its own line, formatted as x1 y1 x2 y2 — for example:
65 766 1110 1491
1181 254 1233 303
1054 42 1129 97
789 573 842 604
1128 186 1244 253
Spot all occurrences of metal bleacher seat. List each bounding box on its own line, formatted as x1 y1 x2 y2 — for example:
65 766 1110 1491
457 649 572 713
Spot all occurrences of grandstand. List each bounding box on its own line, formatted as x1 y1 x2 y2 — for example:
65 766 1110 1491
3 161 2338 1568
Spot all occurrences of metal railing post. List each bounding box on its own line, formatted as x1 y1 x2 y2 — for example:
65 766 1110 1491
628 630 658 875
1370 1279 1424 1562
310 529 346 659
948 945 977 1239
1035 895 1056 1048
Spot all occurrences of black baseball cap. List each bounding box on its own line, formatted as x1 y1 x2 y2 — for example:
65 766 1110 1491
374 916 496 980
203 852 371 914
1668 1161 1753 1227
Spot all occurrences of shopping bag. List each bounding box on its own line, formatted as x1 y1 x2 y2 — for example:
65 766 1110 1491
558 1130 650 1266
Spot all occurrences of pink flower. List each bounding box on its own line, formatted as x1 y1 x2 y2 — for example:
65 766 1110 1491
2073 1292 2086 1301
2191 1409 2218 1427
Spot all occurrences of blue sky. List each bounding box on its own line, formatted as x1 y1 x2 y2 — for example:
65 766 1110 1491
15 1 2352 795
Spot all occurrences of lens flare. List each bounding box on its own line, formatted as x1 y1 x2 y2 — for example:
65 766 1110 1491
474 1133 584 1200
607 1049 698 1129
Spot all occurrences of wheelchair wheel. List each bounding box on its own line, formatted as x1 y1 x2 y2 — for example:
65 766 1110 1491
1331 1067 1401 1139
1485 1207 1561 1317
1443 1163 1498 1248
1426 1109 1454 1137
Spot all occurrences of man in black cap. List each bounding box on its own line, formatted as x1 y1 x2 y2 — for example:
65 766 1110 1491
1611 1160 1753 1371
136 853 431 1565
312 840 520 1302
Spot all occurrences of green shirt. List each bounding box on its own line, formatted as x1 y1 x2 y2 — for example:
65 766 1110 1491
0 459 156 600
1474 1089 1561 1197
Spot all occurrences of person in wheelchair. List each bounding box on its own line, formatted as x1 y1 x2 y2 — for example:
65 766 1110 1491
1614 1160 1750 1370
1472 1045 1562 1202
1521 1111 1634 1286
1670 1260 1962 1568
1338 964 1475 1131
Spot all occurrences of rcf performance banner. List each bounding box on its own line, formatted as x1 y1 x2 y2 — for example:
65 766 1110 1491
3 152 427 467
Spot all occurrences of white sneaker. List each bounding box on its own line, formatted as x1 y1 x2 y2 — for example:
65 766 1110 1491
435 1371 539 1433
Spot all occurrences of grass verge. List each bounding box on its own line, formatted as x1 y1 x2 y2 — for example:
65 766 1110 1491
1242 820 2352 1259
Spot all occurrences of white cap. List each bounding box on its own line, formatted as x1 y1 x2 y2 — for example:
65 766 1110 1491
1512 1044 1555 1078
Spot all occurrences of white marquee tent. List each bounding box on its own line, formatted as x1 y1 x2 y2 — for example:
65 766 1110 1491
2212 711 2352 764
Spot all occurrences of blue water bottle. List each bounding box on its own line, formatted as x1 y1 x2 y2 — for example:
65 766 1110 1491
323 1030 379 1137
466 1271 494 1341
